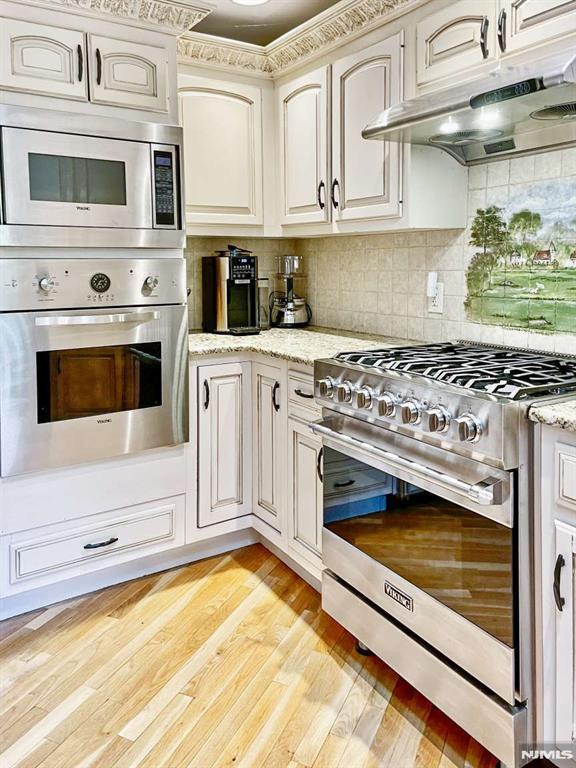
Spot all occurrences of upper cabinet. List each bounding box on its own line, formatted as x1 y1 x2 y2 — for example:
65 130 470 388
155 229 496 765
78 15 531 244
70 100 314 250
179 75 264 227
331 34 403 223
277 65 330 226
0 18 87 101
415 1 498 92
87 35 168 112
501 0 576 54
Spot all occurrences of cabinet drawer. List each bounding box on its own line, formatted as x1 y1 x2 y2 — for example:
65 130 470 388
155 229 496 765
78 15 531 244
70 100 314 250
557 443 576 511
7 496 185 589
288 371 320 416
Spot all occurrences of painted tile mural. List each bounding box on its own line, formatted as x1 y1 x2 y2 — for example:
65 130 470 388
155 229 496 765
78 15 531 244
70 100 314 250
465 176 576 334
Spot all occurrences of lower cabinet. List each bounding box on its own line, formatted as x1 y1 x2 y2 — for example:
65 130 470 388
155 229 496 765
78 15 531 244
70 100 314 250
197 361 252 527
554 520 576 745
287 417 323 569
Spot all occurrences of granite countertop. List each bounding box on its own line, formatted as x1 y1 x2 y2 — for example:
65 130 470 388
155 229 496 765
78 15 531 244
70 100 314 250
529 400 576 433
188 327 408 366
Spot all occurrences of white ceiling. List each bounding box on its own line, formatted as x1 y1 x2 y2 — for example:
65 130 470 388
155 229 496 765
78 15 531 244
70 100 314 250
194 0 341 46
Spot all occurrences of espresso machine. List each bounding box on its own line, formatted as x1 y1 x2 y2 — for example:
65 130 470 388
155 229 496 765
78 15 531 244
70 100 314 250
270 255 312 328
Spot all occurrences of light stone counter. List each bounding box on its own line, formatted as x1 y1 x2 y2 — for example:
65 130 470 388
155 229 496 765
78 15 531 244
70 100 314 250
188 327 408 366
529 400 576 433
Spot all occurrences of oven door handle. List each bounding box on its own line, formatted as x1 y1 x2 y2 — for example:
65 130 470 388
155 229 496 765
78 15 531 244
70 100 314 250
35 312 159 327
310 421 503 507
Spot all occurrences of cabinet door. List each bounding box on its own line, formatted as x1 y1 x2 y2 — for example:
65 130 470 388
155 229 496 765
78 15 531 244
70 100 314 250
416 1 498 92
555 521 576 744
0 18 87 101
332 34 402 223
277 65 330 225
198 363 251 527
88 34 168 112
253 362 285 531
502 0 576 54
287 418 323 567
179 77 263 226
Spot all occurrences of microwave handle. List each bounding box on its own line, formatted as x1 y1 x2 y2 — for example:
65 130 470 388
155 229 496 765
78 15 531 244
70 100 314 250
35 312 159 327
310 420 503 508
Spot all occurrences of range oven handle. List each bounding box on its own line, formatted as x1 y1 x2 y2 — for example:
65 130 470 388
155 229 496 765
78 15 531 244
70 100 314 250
35 312 159 327
310 421 503 508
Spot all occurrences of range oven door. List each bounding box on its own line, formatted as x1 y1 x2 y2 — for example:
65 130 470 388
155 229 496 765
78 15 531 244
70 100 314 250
312 414 517 705
0 305 189 477
1 127 176 230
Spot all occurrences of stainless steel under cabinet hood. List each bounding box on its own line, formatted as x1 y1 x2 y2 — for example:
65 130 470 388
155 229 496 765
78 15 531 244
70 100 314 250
363 51 576 165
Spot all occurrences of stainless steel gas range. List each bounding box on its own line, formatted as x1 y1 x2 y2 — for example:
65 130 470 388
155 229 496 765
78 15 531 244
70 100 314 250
313 343 576 768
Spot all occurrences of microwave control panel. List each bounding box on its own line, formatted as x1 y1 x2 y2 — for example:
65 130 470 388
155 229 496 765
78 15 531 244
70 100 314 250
152 146 177 230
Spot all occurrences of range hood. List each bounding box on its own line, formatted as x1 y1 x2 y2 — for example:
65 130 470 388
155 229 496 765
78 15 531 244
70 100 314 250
363 51 576 165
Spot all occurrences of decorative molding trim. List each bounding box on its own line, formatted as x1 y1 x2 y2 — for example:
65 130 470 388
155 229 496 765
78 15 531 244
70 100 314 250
178 0 422 77
31 0 214 34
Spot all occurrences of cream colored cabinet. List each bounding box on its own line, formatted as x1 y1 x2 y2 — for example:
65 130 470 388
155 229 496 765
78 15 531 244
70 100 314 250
179 76 263 226
0 17 87 101
197 362 252 527
331 34 403 223
553 520 576 746
88 34 168 112
277 65 330 225
287 418 323 568
500 0 576 54
253 362 285 531
415 0 499 92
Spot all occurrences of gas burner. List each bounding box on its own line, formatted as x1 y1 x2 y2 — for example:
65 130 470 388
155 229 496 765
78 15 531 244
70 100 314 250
336 343 576 401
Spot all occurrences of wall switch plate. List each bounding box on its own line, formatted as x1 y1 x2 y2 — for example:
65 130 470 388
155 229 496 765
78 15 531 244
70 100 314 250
428 282 444 314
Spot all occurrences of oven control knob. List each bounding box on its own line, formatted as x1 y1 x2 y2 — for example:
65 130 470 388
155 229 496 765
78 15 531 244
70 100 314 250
335 381 353 404
425 407 451 433
401 400 421 424
455 414 483 443
144 276 159 290
317 377 335 398
377 392 396 417
38 277 55 293
356 387 373 410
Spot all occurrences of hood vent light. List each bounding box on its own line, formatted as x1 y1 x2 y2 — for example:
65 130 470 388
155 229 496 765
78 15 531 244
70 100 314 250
429 129 504 147
530 102 576 121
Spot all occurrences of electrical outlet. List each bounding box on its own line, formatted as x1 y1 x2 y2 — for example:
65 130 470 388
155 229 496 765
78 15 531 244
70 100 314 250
428 282 444 314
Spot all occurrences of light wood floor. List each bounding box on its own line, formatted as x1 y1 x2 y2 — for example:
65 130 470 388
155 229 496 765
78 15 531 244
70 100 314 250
0 544 499 768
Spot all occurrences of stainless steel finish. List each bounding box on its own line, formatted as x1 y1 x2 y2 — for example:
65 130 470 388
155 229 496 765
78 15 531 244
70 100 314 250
35 311 159 327
318 377 335 398
311 416 512 523
355 386 373 410
39 277 55 293
377 392 396 417
335 381 353 404
401 399 421 424
362 50 576 165
323 529 515 703
425 406 451 433
456 413 483 443
322 573 528 768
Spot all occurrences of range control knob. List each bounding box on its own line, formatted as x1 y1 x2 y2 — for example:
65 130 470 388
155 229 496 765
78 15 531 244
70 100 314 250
356 387 373 410
455 414 483 443
377 392 396 417
425 406 451 433
401 399 421 425
38 277 55 293
335 381 353 404
144 276 159 290
317 377 335 398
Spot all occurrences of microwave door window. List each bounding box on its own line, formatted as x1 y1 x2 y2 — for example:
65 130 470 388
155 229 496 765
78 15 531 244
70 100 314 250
36 342 161 423
28 153 127 206
323 447 514 647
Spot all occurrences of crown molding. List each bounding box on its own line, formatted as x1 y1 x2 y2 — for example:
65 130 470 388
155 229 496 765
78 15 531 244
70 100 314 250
178 0 422 78
29 0 214 34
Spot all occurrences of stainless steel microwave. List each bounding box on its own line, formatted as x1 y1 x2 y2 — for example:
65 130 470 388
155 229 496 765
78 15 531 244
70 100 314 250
0 105 185 248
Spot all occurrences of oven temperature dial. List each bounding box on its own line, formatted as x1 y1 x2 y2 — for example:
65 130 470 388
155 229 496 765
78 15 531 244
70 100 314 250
317 377 335 398
90 273 111 293
455 414 483 442
355 387 373 410
377 392 396 417
401 399 421 424
144 276 159 290
335 381 353 404
38 277 55 294
425 406 451 433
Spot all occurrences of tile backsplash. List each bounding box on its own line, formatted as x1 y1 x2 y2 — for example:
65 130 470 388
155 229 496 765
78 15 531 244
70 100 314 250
186 147 576 355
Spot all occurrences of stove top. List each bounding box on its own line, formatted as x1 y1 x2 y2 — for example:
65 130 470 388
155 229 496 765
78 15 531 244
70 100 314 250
335 343 576 401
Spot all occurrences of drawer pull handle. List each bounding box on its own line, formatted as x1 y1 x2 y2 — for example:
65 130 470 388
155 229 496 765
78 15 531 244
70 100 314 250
334 479 355 488
203 379 210 410
554 554 566 612
272 381 280 412
317 447 323 482
479 16 489 59
96 47 103 85
295 388 314 400
331 178 340 209
497 9 507 52
317 180 326 210
77 44 83 82
84 536 118 550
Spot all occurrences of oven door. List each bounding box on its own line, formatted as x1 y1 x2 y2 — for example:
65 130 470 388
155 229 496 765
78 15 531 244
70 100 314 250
0 305 188 476
1 127 152 229
312 413 517 705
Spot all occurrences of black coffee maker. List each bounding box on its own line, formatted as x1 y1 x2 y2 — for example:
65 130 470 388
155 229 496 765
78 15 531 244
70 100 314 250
202 245 260 335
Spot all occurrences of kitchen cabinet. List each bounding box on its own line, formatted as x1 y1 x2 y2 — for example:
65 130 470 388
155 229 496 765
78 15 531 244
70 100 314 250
553 519 576 745
88 34 168 112
253 361 285 531
500 0 576 55
277 65 330 226
179 75 263 226
331 34 402 223
415 0 498 93
197 362 252 527
0 17 87 101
